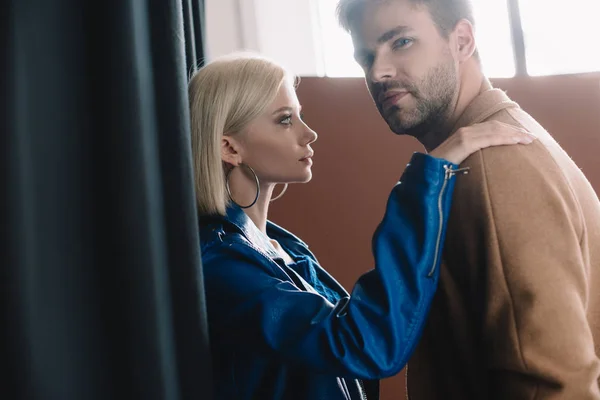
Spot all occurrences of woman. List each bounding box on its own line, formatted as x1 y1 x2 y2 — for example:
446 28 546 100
189 54 534 400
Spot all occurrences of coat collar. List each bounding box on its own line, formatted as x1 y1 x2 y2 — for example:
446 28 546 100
451 89 520 134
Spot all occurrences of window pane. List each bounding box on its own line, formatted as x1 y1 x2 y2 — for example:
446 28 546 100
471 0 516 77
315 0 364 77
519 0 600 76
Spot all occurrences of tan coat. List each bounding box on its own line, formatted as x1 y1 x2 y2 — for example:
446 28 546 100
407 89 600 399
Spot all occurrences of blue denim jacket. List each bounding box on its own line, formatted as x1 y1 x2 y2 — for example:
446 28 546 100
200 153 459 399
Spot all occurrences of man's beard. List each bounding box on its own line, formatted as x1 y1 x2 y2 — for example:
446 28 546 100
375 60 457 140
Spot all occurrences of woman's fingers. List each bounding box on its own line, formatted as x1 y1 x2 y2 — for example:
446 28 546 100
431 121 537 164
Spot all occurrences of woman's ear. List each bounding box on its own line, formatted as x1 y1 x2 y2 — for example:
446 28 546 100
221 136 242 166
453 19 477 62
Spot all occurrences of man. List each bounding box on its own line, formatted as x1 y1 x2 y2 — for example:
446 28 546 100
336 0 600 398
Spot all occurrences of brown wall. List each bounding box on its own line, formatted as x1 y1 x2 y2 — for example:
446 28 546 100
269 73 600 400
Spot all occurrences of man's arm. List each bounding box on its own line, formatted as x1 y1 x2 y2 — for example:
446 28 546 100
466 143 600 399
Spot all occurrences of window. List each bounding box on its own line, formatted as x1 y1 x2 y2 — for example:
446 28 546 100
314 0 364 77
470 0 515 78
519 0 600 76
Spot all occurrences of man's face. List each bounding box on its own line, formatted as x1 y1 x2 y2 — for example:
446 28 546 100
352 0 459 138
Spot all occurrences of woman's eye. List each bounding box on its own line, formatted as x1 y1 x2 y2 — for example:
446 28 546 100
280 115 292 125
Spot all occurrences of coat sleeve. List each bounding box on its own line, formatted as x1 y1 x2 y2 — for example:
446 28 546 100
203 153 458 379
460 144 600 399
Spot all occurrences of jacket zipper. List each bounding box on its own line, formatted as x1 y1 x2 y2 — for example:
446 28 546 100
427 165 469 277
411 165 469 400
357 379 368 400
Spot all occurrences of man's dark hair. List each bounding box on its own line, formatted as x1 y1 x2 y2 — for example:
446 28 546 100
337 0 476 38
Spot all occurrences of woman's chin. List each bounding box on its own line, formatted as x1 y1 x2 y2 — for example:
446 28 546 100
278 171 312 185
287 175 312 185
300 171 313 183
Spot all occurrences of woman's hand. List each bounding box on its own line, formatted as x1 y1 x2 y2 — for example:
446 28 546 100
430 121 536 165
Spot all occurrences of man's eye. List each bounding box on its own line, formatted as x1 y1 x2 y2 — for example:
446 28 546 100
358 54 374 69
393 38 413 49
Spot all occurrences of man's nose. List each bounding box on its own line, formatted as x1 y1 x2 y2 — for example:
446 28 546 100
369 54 396 83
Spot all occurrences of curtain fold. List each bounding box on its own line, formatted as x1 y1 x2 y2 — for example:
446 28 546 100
2 1 212 399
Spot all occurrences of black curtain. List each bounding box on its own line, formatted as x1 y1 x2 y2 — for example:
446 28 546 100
2 1 212 399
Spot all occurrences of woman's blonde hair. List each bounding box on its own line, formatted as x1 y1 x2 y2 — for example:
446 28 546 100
188 53 292 216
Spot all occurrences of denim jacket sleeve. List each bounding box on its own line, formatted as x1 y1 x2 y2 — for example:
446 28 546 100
203 153 460 379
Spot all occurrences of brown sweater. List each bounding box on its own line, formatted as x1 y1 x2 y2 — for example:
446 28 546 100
407 89 600 399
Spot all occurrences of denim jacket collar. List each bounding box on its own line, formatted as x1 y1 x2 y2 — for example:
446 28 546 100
223 205 347 303
222 205 282 260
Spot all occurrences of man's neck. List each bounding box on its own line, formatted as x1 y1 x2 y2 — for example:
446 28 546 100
421 67 492 152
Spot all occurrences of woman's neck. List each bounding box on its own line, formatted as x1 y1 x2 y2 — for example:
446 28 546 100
242 184 294 264
227 169 273 234
242 183 274 235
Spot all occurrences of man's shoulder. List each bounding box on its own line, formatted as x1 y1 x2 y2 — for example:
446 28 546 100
453 108 577 209
460 108 558 176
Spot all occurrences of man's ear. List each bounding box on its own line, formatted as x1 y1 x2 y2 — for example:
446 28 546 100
221 136 242 166
453 19 477 62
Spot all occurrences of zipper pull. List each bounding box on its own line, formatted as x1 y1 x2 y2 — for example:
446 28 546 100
444 165 471 179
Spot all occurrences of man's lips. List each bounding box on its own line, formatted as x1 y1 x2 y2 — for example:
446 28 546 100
380 91 409 109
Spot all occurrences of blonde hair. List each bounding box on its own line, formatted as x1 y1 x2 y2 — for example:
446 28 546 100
188 53 292 216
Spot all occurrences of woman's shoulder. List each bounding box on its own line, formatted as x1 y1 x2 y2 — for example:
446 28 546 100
201 223 260 261
199 218 284 276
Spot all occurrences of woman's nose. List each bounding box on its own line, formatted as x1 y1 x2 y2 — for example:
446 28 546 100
303 124 318 145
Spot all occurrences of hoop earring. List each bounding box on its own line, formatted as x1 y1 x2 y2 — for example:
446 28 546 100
225 163 260 209
270 184 288 203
